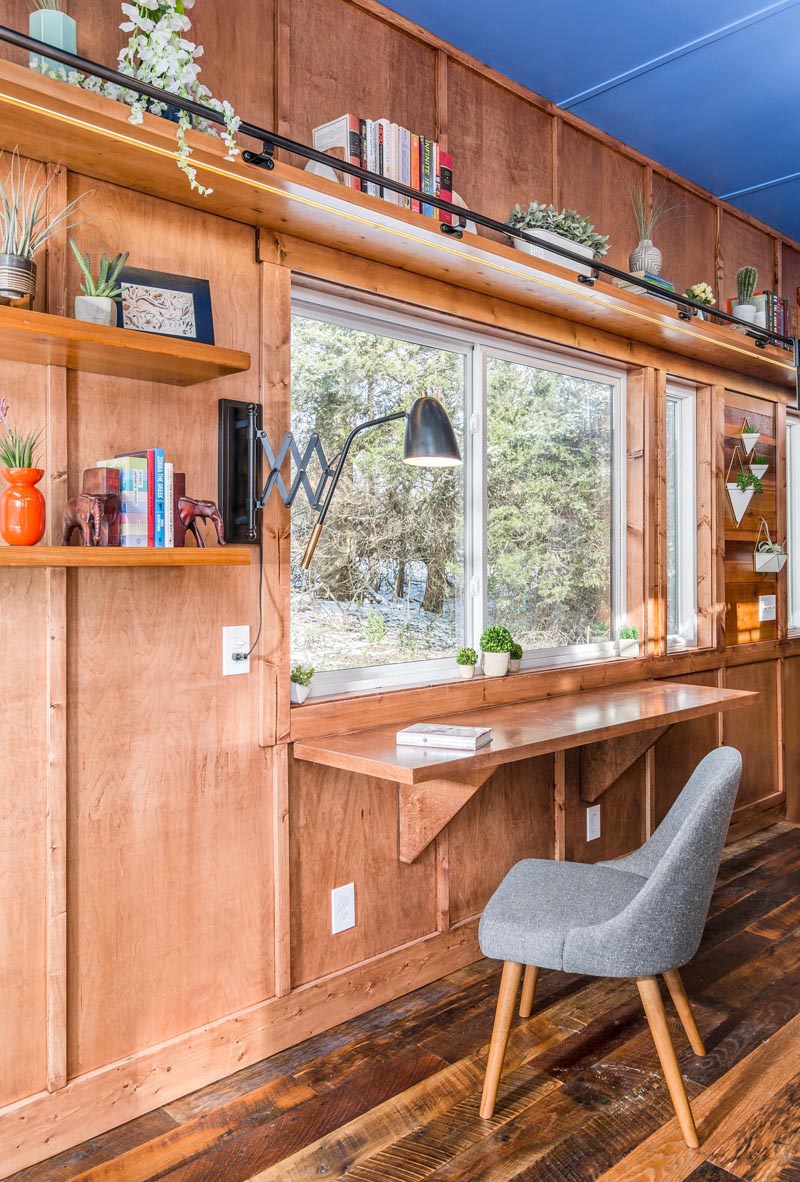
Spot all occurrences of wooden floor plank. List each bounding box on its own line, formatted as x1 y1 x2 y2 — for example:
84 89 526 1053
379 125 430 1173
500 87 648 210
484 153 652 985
708 1072 800 1182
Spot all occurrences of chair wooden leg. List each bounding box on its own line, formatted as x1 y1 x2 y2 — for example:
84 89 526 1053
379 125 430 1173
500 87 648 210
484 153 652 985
519 965 539 1018
663 969 706 1056
480 961 523 1119
637 976 700 1149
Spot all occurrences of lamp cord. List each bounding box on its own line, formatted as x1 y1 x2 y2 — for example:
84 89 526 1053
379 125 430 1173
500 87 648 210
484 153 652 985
233 532 264 662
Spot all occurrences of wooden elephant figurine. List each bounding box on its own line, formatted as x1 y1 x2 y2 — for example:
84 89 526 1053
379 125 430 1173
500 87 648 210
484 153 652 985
177 496 225 547
61 492 119 547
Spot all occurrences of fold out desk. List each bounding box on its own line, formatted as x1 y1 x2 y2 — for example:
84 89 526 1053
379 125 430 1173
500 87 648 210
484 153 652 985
294 680 757 862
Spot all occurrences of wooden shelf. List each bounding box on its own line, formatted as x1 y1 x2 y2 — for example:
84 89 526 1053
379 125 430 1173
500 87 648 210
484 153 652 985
0 545 252 567
0 60 794 393
0 306 250 386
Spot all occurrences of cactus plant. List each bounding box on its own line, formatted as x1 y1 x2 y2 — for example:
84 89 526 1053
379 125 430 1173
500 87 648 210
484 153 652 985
736 266 758 306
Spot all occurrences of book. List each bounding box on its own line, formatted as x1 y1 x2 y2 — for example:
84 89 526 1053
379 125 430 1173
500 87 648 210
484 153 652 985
311 113 361 190
409 132 421 213
437 148 453 224
97 456 148 547
81 466 121 546
121 449 165 546
358 117 368 193
164 462 174 547
365 120 380 198
421 137 435 217
399 125 411 210
396 723 493 751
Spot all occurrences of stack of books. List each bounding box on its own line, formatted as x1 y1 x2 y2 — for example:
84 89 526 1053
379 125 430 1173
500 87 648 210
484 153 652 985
95 449 186 548
726 291 789 335
396 723 493 751
614 271 675 296
312 113 453 223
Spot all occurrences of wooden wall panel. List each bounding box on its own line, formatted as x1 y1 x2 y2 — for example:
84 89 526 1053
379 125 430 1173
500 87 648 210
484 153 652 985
557 125 646 272
289 761 437 987
723 662 780 809
565 750 645 862
652 175 717 303
446 63 554 240
720 212 777 310
447 757 554 924
653 671 720 825
782 656 800 821
780 243 800 336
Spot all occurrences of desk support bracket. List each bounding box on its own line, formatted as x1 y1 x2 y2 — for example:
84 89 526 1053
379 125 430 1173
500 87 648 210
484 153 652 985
398 767 496 863
580 726 670 803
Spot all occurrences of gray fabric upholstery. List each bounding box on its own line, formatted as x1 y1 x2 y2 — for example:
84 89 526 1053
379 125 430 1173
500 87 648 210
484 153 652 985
478 746 742 978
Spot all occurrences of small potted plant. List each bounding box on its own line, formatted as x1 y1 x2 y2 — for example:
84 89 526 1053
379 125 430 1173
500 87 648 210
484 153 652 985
29 0 76 76
749 453 769 480
0 398 46 546
741 419 760 455
734 266 758 325
628 185 679 276
683 282 715 320
456 647 478 680
506 202 609 278
70 240 129 326
618 624 640 659
753 518 787 573
479 625 514 678
727 467 763 525
290 663 314 704
508 641 523 673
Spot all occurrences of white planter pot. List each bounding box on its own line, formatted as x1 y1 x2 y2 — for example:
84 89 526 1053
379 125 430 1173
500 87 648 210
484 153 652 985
481 651 510 678
750 463 768 479
458 665 475 680
735 303 758 325
508 658 521 673
754 551 787 573
513 229 596 278
741 431 760 455
754 309 767 329
75 295 117 327
629 238 662 276
290 682 311 704
618 638 640 659
29 9 76 74
727 483 755 525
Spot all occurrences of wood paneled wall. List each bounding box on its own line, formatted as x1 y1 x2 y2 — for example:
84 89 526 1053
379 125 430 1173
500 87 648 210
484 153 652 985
0 1 799 1174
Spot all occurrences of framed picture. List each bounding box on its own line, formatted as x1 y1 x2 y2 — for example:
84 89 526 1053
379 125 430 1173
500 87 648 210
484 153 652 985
116 266 215 345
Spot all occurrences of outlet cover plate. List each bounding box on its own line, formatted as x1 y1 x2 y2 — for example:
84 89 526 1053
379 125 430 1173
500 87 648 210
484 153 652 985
331 882 355 934
586 804 601 842
222 625 250 676
759 595 776 623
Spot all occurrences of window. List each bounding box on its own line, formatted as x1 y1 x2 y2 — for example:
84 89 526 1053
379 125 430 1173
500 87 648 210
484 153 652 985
290 285 626 693
666 383 697 649
787 416 800 632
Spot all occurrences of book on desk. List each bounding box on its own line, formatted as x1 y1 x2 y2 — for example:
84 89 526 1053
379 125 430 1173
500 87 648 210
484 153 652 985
396 723 493 751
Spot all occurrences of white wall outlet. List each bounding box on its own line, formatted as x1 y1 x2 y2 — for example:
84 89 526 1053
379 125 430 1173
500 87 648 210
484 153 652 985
222 625 250 676
586 804 601 842
759 595 776 623
331 882 356 934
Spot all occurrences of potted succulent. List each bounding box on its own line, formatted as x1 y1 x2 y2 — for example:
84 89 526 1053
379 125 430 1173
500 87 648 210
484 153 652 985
741 420 760 455
508 641 523 673
618 624 640 659
506 202 609 278
683 282 715 320
628 186 679 277
29 0 76 76
0 148 89 307
70 240 129 326
734 266 758 325
727 467 762 525
479 625 514 678
290 663 314 704
456 646 478 680
0 398 46 546
749 453 769 480
753 518 787 573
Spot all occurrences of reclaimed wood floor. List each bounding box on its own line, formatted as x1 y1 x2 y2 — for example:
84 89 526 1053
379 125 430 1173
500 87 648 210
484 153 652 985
11 822 800 1182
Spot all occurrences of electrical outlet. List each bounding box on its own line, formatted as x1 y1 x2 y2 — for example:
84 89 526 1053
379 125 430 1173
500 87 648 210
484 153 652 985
331 883 355 934
222 625 250 675
759 595 776 623
586 804 601 842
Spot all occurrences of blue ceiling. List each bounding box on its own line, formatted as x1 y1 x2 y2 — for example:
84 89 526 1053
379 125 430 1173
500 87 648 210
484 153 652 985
382 0 800 241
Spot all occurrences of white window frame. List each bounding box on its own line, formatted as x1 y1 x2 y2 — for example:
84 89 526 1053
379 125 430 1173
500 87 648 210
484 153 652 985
666 381 698 651
787 415 800 633
291 281 627 694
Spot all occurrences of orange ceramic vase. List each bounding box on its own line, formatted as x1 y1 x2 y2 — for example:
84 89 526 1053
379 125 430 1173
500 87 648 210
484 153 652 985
0 467 46 546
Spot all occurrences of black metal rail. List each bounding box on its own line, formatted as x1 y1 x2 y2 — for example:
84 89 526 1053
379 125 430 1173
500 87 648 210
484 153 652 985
2 23 799 386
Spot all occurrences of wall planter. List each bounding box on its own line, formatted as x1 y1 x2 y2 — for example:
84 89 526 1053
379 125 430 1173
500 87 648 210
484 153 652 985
753 518 787 573
740 419 760 455
727 484 755 524
74 295 117 327
750 459 769 480
513 230 596 278
727 445 761 526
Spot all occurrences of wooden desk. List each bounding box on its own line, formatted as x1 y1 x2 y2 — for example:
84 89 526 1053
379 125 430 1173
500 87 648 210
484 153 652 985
294 680 756 862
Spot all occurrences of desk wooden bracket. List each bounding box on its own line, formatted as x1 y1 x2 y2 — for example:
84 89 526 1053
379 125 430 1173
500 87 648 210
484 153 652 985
580 726 670 803
398 767 496 863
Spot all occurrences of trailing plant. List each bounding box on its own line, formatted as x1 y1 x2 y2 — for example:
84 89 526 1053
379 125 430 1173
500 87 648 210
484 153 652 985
34 1 241 196
684 282 715 306
619 624 639 640
629 184 681 241
479 625 514 653
0 398 44 469
736 470 763 494
290 663 314 686
0 148 89 259
506 202 609 257
736 266 758 306
69 239 129 298
509 641 523 661
456 646 478 666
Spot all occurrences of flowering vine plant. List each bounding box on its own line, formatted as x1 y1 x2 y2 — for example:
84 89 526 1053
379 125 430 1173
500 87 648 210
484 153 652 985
684 282 715 307
0 399 44 469
33 0 240 195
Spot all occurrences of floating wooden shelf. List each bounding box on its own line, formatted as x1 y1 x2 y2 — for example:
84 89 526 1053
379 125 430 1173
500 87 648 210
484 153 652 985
0 306 250 386
0 545 252 567
0 60 794 394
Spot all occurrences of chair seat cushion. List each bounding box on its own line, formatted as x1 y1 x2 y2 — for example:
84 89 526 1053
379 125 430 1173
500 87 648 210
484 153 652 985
478 859 647 973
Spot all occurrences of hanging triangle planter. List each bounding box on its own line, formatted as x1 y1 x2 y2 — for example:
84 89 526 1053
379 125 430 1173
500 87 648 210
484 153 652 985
754 551 787 573
727 484 754 524
750 461 768 479
741 418 760 455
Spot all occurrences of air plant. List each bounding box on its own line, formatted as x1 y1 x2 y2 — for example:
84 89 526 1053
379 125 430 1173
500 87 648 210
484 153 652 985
736 266 758 307
30 0 64 9
69 239 129 298
629 184 682 241
0 398 44 470
0 149 90 259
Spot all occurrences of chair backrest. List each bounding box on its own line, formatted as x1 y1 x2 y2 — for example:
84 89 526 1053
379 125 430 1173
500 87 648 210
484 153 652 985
565 746 742 977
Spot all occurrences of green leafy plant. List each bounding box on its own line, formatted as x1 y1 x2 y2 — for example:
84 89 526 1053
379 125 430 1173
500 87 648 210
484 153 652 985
742 423 758 434
619 624 639 640
509 641 523 660
69 239 129 298
456 647 478 666
0 398 43 469
684 282 715 307
736 266 758 306
290 663 314 686
736 470 763 494
479 625 514 653
506 202 609 257
0 149 90 260
750 454 768 468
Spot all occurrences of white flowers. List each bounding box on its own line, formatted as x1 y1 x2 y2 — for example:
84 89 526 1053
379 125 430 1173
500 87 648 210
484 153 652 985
684 282 715 307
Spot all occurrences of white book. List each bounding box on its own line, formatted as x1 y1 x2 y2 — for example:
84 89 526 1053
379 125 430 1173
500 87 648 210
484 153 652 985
164 462 174 547
376 118 394 204
396 723 493 751
399 126 411 209
365 120 380 198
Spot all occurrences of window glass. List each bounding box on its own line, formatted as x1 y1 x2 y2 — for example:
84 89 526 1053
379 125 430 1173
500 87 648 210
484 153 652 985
787 418 800 631
666 387 697 649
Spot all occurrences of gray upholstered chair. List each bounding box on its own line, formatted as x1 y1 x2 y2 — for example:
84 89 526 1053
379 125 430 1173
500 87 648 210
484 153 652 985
478 746 743 1147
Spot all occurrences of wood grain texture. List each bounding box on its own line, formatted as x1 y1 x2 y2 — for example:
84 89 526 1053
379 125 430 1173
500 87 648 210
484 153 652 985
580 726 668 803
652 175 718 304
398 768 495 864
723 662 780 811
782 657 800 822
0 546 251 566
719 212 778 310
653 672 721 825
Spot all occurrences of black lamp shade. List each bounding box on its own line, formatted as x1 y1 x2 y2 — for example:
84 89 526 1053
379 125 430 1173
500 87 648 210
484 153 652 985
403 396 462 467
